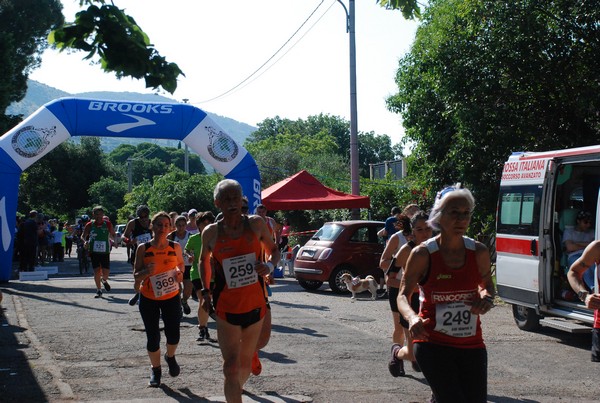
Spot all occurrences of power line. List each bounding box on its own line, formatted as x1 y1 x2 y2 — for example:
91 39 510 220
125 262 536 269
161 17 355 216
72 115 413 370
215 1 338 96
192 0 329 104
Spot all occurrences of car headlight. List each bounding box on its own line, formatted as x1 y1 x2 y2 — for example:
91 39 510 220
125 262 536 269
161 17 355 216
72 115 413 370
318 248 332 261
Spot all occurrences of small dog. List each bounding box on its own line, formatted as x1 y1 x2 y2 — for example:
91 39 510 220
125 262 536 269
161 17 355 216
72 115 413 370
341 273 378 301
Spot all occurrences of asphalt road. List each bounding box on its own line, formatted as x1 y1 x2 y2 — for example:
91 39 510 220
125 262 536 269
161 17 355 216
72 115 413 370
0 247 598 402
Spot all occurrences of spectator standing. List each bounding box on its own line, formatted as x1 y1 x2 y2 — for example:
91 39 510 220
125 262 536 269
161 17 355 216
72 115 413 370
19 210 39 271
52 223 65 262
37 217 51 266
64 222 74 258
279 218 291 251
396 185 494 402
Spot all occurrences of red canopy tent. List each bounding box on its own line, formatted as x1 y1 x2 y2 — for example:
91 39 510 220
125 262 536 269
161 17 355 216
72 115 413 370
261 170 370 211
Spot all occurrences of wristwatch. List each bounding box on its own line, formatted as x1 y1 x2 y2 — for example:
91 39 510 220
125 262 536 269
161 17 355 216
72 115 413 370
577 289 589 302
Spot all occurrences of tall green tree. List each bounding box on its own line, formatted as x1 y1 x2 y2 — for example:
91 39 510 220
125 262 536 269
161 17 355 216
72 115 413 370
388 0 600 234
0 0 63 133
247 114 395 183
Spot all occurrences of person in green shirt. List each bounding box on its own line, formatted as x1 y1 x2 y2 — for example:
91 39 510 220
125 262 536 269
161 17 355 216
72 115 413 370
82 206 117 298
186 210 216 341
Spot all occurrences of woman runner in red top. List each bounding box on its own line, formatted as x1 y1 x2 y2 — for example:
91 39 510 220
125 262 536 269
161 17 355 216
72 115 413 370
200 179 280 403
398 185 494 403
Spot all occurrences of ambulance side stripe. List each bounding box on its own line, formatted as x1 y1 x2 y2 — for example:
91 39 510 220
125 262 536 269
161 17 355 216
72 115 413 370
496 236 538 256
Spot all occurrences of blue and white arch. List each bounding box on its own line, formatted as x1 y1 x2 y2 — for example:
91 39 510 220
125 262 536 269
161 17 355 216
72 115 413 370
0 97 261 282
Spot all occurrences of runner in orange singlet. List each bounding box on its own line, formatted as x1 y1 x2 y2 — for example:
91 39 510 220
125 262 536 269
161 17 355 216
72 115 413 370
133 212 185 387
200 179 280 403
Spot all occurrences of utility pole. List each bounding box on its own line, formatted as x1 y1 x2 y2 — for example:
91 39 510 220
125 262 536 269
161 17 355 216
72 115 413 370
337 0 360 219
127 157 133 192
182 98 190 174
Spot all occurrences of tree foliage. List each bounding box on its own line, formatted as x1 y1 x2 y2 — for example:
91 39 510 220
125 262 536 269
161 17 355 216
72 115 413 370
119 168 221 222
0 0 63 132
18 137 110 218
376 0 421 19
49 0 183 93
88 177 127 222
107 141 206 184
247 114 396 184
388 0 600 234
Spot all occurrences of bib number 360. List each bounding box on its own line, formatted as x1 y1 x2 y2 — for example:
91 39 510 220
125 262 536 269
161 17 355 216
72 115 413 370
223 252 258 289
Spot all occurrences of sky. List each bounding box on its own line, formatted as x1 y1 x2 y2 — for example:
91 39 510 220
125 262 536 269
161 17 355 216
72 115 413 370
30 0 419 145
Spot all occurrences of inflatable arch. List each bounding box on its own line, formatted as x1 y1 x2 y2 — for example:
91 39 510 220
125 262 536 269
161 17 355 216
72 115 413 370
0 97 261 282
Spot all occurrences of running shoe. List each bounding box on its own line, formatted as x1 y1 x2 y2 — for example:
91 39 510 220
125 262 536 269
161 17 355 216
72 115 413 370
94 290 102 298
204 327 211 341
182 300 191 315
102 280 111 292
197 326 206 341
128 293 139 306
208 304 217 321
251 351 262 376
388 343 405 377
377 289 388 299
148 366 161 387
164 353 180 377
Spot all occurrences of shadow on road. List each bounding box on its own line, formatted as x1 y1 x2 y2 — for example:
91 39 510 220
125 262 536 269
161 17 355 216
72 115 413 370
0 304 47 402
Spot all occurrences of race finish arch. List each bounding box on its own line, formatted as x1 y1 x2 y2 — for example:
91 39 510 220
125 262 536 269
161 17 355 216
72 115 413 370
0 97 261 282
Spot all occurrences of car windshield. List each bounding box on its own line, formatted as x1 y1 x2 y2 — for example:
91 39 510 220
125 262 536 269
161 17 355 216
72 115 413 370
312 224 344 241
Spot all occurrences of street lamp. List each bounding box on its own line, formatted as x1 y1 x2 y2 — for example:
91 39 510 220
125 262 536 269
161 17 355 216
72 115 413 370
337 0 360 219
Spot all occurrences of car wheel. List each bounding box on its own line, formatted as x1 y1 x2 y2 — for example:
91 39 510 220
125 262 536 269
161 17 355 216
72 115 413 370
298 279 323 291
512 304 540 331
329 265 354 294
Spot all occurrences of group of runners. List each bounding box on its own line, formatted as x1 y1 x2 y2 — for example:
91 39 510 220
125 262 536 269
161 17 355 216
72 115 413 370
79 180 279 402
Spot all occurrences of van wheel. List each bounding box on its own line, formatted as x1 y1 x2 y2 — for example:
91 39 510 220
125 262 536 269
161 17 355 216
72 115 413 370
512 304 540 331
329 266 354 294
298 279 323 291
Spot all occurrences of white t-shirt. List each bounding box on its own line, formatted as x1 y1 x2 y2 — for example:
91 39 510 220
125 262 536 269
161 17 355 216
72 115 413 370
563 228 594 258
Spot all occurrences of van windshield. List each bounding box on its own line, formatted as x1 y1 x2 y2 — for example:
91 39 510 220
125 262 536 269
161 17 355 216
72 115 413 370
312 224 344 241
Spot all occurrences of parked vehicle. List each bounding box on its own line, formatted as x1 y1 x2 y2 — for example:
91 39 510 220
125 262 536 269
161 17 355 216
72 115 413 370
496 146 598 333
293 220 385 293
115 224 126 246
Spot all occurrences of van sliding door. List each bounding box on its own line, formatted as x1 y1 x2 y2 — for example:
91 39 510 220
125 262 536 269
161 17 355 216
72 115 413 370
496 185 543 306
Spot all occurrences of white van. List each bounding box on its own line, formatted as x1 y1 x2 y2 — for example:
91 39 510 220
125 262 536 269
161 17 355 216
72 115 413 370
496 145 599 333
